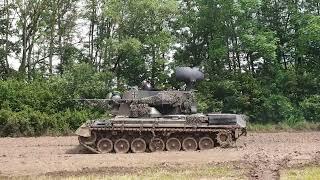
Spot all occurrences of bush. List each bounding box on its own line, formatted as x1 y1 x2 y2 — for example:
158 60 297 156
0 108 101 137
0 64 111 137
0 79 66 113
55 109 100 131
301 95 320 122
254 94 304 125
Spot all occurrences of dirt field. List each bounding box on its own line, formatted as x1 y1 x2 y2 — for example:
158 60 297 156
0 132 320 179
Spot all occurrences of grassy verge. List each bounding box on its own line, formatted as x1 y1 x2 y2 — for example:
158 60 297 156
247 121 320 132
6 164 245 180
280 165 320 180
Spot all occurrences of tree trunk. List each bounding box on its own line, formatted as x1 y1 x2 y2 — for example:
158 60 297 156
91 22 94 64
248 53 254 75
57 3 64 74
4 0 10 74
151 45 157 86
89 3 96 65
230 39 237 73
27 37 35 81
19 18 27 76
235 38 241 72
48 5 56 75
283 52 287 70
88 22 92 62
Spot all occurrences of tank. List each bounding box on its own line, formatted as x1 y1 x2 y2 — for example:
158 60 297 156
75 67 247 153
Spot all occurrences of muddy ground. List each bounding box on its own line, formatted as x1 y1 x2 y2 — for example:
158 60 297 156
0 132 319 179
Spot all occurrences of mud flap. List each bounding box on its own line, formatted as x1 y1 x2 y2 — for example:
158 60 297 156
75 123 91 137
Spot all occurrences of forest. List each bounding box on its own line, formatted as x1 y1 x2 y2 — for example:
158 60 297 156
0 0 320 136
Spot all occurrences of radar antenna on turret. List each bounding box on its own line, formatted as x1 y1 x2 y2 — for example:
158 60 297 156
175 67 204 90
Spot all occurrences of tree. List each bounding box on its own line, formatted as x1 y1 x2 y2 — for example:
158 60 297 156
99 0 178 88
0 0 16 78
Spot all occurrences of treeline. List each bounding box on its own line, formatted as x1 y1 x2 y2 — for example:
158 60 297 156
0 0 320 136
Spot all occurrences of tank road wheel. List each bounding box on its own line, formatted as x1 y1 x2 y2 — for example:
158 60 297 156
114 138 130 153
78 132 97 145
131 138 147 153
149 138 165 152
182 137 198 151
199 137 214 150
97 138 113 153
217 131 232 148
166 138 181 151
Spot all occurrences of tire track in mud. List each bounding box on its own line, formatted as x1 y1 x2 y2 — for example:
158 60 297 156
246 154 289 179
0 132 320 177
246 151 320 179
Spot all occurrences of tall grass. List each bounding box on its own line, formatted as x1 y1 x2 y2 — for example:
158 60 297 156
5 165 245 180
281 166 320 180
248 121 320 132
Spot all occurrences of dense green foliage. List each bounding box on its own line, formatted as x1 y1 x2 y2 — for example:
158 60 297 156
0 64 110 136
0 0 320 136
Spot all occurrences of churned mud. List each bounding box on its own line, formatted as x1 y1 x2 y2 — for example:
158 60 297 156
0 132 319 179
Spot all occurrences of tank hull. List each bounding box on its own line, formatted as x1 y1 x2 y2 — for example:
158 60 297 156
76 114 247 153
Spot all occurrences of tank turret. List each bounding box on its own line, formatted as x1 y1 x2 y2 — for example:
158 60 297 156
80 67 204 118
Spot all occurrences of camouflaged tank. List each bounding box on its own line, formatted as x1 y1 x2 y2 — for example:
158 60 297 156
75 67 247 153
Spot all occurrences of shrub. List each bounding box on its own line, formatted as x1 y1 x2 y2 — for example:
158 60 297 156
254 94 304 125
0 108 101 137
301 95 320 122
0 64 110 137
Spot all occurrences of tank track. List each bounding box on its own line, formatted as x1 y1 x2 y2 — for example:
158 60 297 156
78 127 243 153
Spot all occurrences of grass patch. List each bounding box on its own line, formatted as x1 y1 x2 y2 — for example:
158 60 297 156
280 166 320 180
6 164 245 180
247 121 320 132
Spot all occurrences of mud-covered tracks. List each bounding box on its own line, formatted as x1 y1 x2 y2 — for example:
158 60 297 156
114 138 130 153
97 138 113 153
149 138 165 152
199 137 214 150
182 137 197 151
131 138 147 153
78 129 235 154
